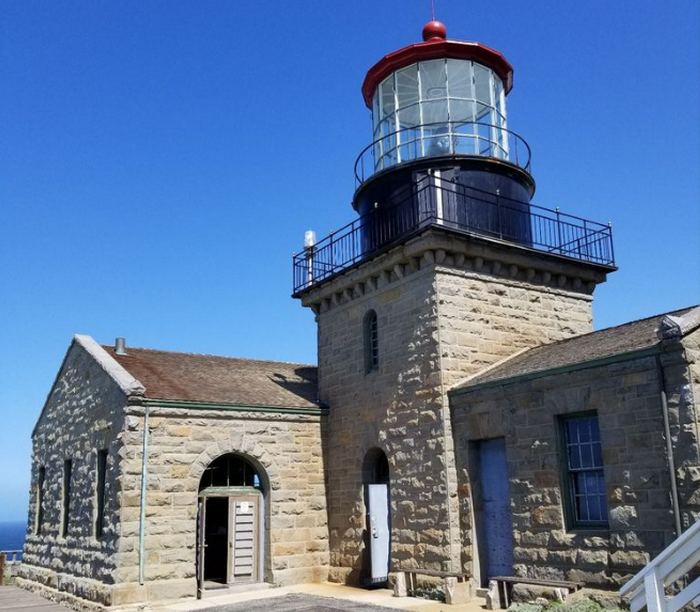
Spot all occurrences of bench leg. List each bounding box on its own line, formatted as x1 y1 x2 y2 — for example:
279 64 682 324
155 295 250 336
486 580 502 610
445 576 472 605
393 572 408 597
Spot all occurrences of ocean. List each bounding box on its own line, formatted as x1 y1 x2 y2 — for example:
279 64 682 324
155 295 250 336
0 521 26 560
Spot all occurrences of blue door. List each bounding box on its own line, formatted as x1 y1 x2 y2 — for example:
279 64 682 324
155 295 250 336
478 438 513 580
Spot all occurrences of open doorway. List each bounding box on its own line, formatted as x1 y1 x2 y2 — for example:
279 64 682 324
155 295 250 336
362 448 391 587
196 453 266 596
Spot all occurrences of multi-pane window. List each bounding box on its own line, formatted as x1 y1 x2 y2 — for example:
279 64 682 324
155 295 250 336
364 310 379 373
35 466 45 535
95 450 108 538
561 414 608 528
62 459 72 537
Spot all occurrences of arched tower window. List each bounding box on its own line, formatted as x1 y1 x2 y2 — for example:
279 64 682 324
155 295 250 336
364 310 379 373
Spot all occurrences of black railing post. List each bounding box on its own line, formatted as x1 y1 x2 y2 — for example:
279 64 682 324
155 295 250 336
555 208 562 254
496 189 503 239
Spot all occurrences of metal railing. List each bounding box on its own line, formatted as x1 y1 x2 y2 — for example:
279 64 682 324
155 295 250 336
620 519 700 612
292 178 614 295
354 121 532 185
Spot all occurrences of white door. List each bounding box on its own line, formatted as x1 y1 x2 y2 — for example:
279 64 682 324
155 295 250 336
367 484 390 583
228 496 259 583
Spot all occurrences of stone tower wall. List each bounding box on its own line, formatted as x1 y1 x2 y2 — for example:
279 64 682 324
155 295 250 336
310 232 600 583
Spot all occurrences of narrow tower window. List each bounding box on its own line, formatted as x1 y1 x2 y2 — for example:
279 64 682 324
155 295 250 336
35 466 45 535
364 310 379 373
95 449 108 538
62 459 72 537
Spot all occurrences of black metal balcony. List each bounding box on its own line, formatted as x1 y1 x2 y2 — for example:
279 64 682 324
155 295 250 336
292 178 615 295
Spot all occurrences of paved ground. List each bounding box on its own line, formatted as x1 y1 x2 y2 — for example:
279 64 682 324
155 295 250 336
0 586 69 611
205 592 394 611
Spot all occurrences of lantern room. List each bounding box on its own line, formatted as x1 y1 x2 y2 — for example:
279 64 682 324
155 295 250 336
353 20 534 218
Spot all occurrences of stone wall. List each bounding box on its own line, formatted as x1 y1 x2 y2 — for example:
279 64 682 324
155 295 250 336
310 232 599 584
19 340 329 608
19 341 128 607
112 404 329 605
450 348 700 589
667 327 700 529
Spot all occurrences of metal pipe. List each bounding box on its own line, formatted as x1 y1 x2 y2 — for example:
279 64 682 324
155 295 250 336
657 355 683 537
138 404 150 585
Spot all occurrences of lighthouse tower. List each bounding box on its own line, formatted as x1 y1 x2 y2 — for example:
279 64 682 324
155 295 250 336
294 21 615 586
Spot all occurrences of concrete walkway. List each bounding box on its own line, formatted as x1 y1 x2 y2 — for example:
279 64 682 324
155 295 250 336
0 586 69 611
157 583 487 612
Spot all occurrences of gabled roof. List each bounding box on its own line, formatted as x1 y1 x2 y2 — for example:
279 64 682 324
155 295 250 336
102 345 319 409
452 305 700 394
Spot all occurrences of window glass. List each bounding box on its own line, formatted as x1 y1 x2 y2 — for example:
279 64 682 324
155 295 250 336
419 60 447 101
364 310 379 373
396 64 419 111
36 466 45 535
96 450 108 538
474 64 492 114
562 414 608 528
446 59 471 100
62 459 72 537
379 76 395 124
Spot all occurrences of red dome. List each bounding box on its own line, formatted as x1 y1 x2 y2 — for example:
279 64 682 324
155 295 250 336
422 20 447 41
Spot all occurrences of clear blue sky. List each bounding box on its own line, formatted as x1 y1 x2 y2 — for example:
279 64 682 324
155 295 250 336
1 1 698 521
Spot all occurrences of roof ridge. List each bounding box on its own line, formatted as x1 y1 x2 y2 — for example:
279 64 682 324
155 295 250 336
523 304 699 352
101 344 316 369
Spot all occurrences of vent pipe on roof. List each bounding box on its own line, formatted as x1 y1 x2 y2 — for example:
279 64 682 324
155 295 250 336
115 337 127 356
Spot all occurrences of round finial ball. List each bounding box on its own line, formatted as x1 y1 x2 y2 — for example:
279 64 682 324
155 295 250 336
422 20 447 41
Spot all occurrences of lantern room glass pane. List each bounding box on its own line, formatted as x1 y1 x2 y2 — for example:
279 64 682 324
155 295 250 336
379 77 395 124
420 59 447 101
446 59 471 100
369 58 510 174
396 65 419 112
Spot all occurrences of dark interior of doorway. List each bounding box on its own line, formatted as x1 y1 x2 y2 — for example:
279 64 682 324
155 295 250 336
204 497 228 583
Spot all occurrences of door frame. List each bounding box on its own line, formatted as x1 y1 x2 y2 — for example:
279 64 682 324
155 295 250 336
197 486 264 596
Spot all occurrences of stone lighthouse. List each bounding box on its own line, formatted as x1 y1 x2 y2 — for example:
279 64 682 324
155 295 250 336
293 20 616 586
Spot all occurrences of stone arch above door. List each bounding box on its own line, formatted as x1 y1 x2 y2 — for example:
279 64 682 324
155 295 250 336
189 439 280 493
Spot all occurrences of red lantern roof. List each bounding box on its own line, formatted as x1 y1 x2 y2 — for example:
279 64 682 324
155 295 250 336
361 21 514 108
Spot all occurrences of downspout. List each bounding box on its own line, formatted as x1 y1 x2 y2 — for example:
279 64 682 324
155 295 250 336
656 355 683 537
138 404 150 585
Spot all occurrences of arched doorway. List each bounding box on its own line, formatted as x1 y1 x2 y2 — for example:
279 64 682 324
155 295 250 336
362 448 391 587
196 453 266 596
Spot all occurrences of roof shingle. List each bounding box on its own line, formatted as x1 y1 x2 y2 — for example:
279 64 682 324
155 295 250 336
453 305 699 392
103 346 319 408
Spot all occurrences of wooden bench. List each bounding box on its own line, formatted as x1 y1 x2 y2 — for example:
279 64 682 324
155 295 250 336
394 568 471 605
490 576 584 609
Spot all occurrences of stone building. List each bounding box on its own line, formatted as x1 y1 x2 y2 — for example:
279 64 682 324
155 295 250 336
19 18 700 611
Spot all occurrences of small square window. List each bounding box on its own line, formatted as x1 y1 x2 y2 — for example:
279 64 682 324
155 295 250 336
560 413 608 529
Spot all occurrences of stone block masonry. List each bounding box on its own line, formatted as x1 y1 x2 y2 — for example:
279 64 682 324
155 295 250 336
18 338 330 608
450 328 700 589
306 230 600 584
115 405 329 602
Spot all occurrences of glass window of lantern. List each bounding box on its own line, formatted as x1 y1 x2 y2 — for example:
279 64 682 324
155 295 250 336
396 65 421 162
378 77 398 167
370 59 508 171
